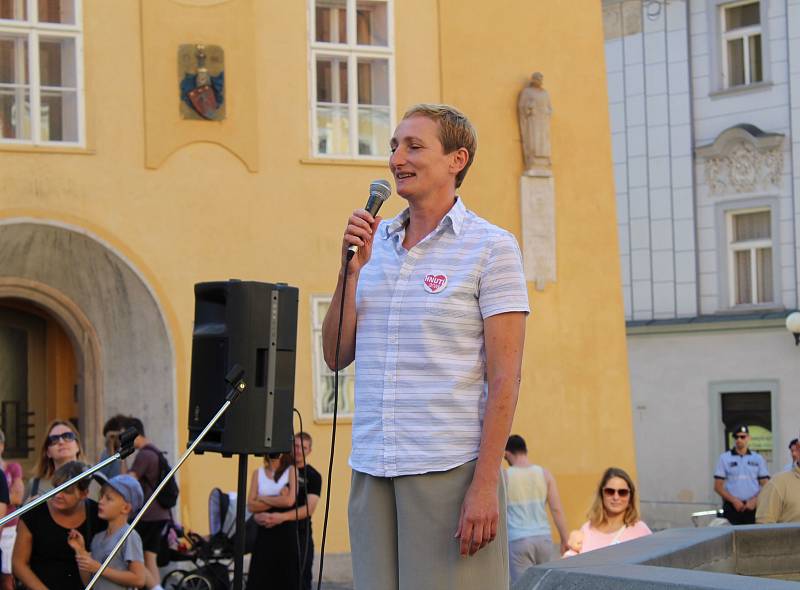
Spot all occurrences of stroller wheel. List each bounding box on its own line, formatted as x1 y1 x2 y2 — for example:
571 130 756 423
179 573 215 590
163 569 187 589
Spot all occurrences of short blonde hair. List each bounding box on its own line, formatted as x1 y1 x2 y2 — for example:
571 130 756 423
587 467 640 528
401 103 477 188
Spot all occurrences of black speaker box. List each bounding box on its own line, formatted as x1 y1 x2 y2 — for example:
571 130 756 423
188 280 298 456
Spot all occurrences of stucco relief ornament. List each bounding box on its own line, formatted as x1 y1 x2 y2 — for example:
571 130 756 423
727 143 758 193
698 125 785 196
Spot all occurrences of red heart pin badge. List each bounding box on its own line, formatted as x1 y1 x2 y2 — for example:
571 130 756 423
423 273 448 294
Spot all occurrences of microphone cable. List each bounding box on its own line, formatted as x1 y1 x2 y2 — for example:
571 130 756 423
292 407 310 590
316 257 350 590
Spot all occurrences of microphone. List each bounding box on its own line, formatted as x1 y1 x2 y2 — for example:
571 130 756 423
347 179 392 260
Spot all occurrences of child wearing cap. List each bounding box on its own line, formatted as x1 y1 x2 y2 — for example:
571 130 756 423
68 474 146 590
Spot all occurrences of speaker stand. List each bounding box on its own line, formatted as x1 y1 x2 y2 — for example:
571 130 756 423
233 453 248 590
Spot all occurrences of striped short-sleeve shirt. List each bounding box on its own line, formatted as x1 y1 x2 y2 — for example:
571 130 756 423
350 197 530 477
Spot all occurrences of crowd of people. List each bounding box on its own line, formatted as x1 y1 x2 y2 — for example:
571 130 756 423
0 416 324 590
504 426 800 586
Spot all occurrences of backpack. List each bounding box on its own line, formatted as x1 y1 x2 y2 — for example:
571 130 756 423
142 445 179 509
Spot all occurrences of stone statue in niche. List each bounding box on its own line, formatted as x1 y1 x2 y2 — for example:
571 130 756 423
178 44 225 120
518 72 552 175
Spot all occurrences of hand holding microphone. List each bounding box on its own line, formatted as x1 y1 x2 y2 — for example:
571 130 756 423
342 180 392 272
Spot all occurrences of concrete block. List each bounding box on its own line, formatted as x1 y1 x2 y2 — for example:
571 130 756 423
651 219 673 251
652 252 675 283
624 32 644 65
614 163 628 193
647 125 670 157
605 38 624 73
670 152 693 188
645 62 668 95
629 186 649 219
649 156 671 188
627 94 646 125
646 94 669 126
630 218 651 250
674 250 696 282
673 219 694 250
668 92 691 126
644 31 666 63
676 282 697 316
668 61 690 93
673 187 694 220
631 250 651 284
625 63 646 96
667 30 688 62
649 187 671 220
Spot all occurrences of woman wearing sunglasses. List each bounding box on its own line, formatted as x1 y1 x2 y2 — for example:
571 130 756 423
23 420 83 503
563 467 651 556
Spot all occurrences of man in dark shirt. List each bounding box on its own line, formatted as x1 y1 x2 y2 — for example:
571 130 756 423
257 432 322 590
126 417 171 590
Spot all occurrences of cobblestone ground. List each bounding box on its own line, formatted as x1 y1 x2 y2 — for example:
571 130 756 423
320 583 354 590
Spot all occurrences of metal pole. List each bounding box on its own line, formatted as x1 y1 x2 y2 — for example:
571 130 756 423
232 454 248 590
86 369 246 590
0 427 138 528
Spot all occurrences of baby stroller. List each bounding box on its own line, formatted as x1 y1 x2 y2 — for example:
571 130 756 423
162 488 251 590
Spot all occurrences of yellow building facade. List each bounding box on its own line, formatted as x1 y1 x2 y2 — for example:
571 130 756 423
0 0 634 557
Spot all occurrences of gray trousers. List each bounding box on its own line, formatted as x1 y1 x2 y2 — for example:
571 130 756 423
508 534 554 585
348 461 509 590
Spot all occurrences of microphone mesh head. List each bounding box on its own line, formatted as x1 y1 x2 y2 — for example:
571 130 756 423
370 179 392 202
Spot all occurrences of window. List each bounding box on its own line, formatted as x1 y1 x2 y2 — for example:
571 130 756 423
721 1 762 88
310 0 393 159
0 0 83 145
727 209 773 305
721 390 772 464
311 296 355 420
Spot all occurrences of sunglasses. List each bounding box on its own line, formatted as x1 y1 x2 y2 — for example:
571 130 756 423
602 487 630 498
734 434 748 440
47 431 77 446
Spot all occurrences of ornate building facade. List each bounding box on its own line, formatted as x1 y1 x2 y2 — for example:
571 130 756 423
603 0 800 528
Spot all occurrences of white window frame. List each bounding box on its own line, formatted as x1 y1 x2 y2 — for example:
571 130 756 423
311 295 355 421
0 0 85 146
726 207 773 306
308 0 395 160
720 0 762 88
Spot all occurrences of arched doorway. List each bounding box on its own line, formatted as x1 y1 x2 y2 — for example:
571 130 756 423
0 299 80 473
0 221 175 463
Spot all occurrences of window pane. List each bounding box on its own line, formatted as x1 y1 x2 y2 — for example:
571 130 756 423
0 0 27 20
358 106 389 156
733 211 770 241
356 1 388 46
0 35 28 85
316 55 348 104
316 1 346 43
39 37 77 88
735 250 752 304
37 0 75 24
726 38 745 87
724 2 759 31
0 88 30 139
756 247 773 302
357 57 389 105
721 391 772 464
317 104 349 155
41 88 78 141
319 374 355 416
749 34 762 83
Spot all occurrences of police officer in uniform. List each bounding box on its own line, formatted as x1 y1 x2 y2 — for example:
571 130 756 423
713 425 769 525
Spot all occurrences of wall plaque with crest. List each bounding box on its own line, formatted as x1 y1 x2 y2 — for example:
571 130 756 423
178 44 226 121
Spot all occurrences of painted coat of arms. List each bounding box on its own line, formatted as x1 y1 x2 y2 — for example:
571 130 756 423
179 44 225 121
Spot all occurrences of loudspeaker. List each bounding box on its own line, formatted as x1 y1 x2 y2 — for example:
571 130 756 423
188 280 298 456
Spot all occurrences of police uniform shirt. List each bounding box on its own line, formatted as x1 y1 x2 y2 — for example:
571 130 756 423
714 448 769 501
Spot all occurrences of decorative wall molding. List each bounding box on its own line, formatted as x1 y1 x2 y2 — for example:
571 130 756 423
696 124 785 196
